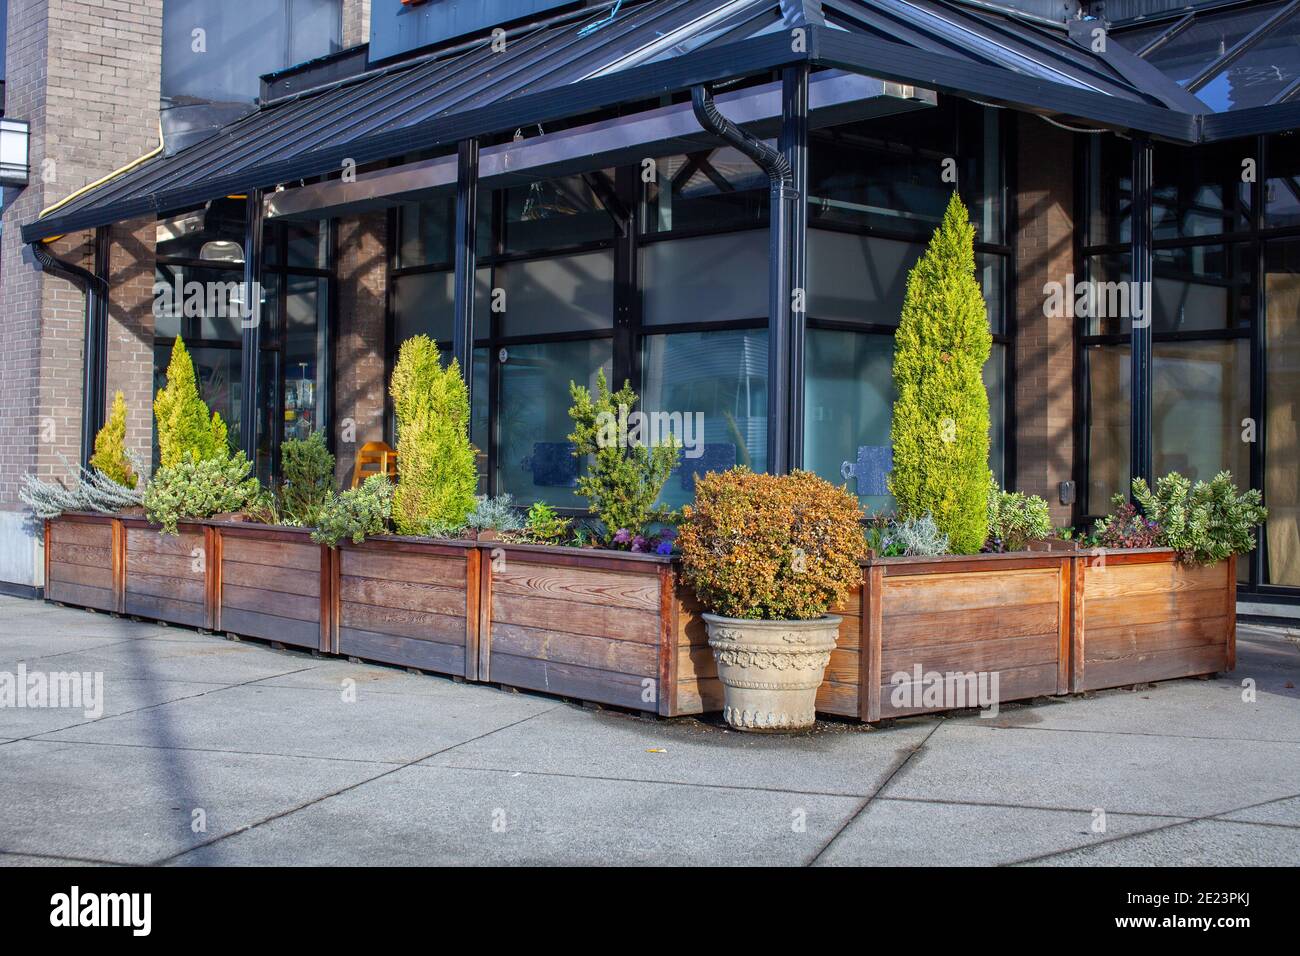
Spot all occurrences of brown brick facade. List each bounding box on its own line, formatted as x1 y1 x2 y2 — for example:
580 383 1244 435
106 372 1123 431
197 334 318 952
0 0 162 501
333 212 389 486
1012 113 1077 527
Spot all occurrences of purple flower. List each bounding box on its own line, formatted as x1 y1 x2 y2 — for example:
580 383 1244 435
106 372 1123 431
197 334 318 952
630 535 648 553
655 539 673 556
659 527 678 541
612 528 632 545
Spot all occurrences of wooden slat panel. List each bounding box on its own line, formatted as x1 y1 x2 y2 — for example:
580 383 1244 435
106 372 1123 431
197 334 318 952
222 583 319 622
51 521 112 548
126 528 201 557
221 558 321 597
1084 588 1228 629
815 679 860 718
879 662 1058 718
340 574 466 617
492 563 659 612
676 637 715 683
338 626 467 675
47 560 113 591
339 600 464 645
1083 559 1225 600
882 567 1059 616
48 542 112 569
128 570 206 604
211 535 318 571
339 548 465 585
880 632 1059 677
492 592 659 644
126 549 202 579
221 606 320 648
881 602 1060 649
491 622 657 677
1078 642 1229 691
489 653 652 711
675 677 725 715
1085 616 1229 662
47 581 115 612
124 593 205 628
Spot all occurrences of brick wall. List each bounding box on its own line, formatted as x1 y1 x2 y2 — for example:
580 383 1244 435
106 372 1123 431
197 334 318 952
0 0 163 502
333 212 389 486
1013 113 1076 527
342 0 371 49
105 217 158 473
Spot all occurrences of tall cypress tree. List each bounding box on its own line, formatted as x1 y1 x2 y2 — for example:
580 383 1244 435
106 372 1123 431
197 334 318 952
154 336 229 468
91 391 137 488
888 192 992 554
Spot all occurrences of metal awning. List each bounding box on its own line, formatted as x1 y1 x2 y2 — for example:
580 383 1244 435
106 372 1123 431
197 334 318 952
23 0 1300 243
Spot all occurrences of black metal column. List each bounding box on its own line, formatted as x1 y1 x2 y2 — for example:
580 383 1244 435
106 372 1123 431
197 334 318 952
781 64 810 471
452 138 480 414
1129 136 1154 490
611 165 640 392
239 191 265 461
80 226 111 466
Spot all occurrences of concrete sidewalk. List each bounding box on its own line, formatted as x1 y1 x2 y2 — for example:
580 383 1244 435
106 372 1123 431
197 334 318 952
0 594 1297 866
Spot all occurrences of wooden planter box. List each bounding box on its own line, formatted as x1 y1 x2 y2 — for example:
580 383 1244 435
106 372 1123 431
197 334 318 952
1069 550 1236 692
44 513 121 613
119 517 212 629
333 536 479 678
213 522 329 651
477 543 674 714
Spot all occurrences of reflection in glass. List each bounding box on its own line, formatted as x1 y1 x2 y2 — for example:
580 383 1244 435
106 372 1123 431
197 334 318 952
1265 240 1300 586
641 330 768 510
1085 344 1130 515
641 231 767 326
497 340 612 509
644 149 767 234
1265 132 1300 229
1153 339 1250 486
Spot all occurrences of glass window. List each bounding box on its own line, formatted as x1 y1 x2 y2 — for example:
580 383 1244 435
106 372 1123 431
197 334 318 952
393 268 491 345
286 219 329 270
501 175 615 254
1085 344 1130 515
1151 244 1254 334
986 342 1006 486
1265 132 1300 229
810 100 1001 243
496 340 613 509
1192 15 1300 112
1086 135 1132 247
807 231 920 326
496 251 614 337
1153 140 1254 240
641 330 768 510
1264 239 1300 586
397 188 492 267
643 149 767 235
1153 339 1250 486
641 231 768 326
153 264 247 342
804 329 894 513
157 199 246 260
1142 2 1285 87
282 275 329 443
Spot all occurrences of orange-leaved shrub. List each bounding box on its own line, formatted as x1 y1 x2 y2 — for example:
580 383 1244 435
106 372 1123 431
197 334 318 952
678 468 866 621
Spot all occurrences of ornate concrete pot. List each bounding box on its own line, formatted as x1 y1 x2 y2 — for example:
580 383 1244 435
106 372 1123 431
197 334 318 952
703 613 841 732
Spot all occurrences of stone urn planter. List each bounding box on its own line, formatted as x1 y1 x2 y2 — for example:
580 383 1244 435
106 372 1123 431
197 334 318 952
703 613 841 732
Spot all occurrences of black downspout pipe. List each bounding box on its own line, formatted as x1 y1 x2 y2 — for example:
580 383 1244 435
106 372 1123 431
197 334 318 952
452 137 480 415
1130 136 1154 492
240 191 265 466
29 232 110 467
692 84 797 475
781 64 810 470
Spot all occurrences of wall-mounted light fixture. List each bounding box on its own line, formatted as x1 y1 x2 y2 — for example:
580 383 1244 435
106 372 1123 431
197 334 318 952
0 119 31 187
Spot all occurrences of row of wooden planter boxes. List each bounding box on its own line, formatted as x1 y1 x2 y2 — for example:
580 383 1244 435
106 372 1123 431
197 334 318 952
45 512 1237 721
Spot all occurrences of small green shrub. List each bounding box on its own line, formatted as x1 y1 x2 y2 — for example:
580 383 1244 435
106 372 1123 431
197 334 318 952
312 475 394 548
465 494 523 534
154 337 229 467
678 468 866 621
280 432 335 526
888 193 992 554
143 453 260 535
986 480 1052 552
91 391 137 489
568 369 678 542
863 513 948 557
390 336 478 536
525 501 571 545
1132 471 1266 565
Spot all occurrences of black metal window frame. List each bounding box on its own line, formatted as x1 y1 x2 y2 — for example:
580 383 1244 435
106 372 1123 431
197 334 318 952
1078 130 1300 599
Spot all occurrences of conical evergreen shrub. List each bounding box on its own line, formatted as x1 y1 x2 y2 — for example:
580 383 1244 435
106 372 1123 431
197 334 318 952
389 335 478 535
888 192 992 554
90 391 137 488
153 337 229 467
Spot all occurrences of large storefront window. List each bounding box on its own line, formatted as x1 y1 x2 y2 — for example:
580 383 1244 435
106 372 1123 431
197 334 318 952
806 98 1009 503
1265 239 1300 587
